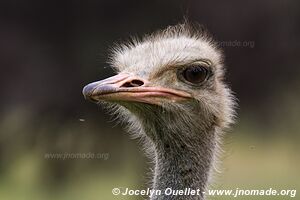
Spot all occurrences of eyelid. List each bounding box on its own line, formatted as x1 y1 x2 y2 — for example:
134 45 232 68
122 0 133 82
149 59 212 80
197 59 213 67
176 61 213 80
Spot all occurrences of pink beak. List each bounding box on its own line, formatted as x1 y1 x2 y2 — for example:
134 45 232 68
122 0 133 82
83 73 191 105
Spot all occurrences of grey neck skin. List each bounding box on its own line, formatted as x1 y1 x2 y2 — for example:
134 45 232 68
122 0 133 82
137 106 218 200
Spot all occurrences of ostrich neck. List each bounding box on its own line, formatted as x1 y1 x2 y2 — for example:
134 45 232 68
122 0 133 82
145 118 217 200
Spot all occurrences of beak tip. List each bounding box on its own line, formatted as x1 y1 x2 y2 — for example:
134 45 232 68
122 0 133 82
82 84 93 99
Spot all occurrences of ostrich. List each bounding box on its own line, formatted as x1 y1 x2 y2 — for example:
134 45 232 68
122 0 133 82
83 23 235 200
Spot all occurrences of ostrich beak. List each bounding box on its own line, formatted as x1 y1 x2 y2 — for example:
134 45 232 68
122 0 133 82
82 73 191 105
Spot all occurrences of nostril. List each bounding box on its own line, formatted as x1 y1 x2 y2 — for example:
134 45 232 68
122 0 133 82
131 80 144 86
121 79 144 88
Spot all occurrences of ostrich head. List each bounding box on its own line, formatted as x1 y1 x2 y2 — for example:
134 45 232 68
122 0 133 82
83 23 235 200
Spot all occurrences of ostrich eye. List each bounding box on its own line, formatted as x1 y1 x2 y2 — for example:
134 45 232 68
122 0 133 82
181 65 210 84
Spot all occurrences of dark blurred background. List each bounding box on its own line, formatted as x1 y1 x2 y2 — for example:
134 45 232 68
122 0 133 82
0 1 299 200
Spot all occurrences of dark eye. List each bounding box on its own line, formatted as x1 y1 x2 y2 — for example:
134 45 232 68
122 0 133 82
182 65 210 84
